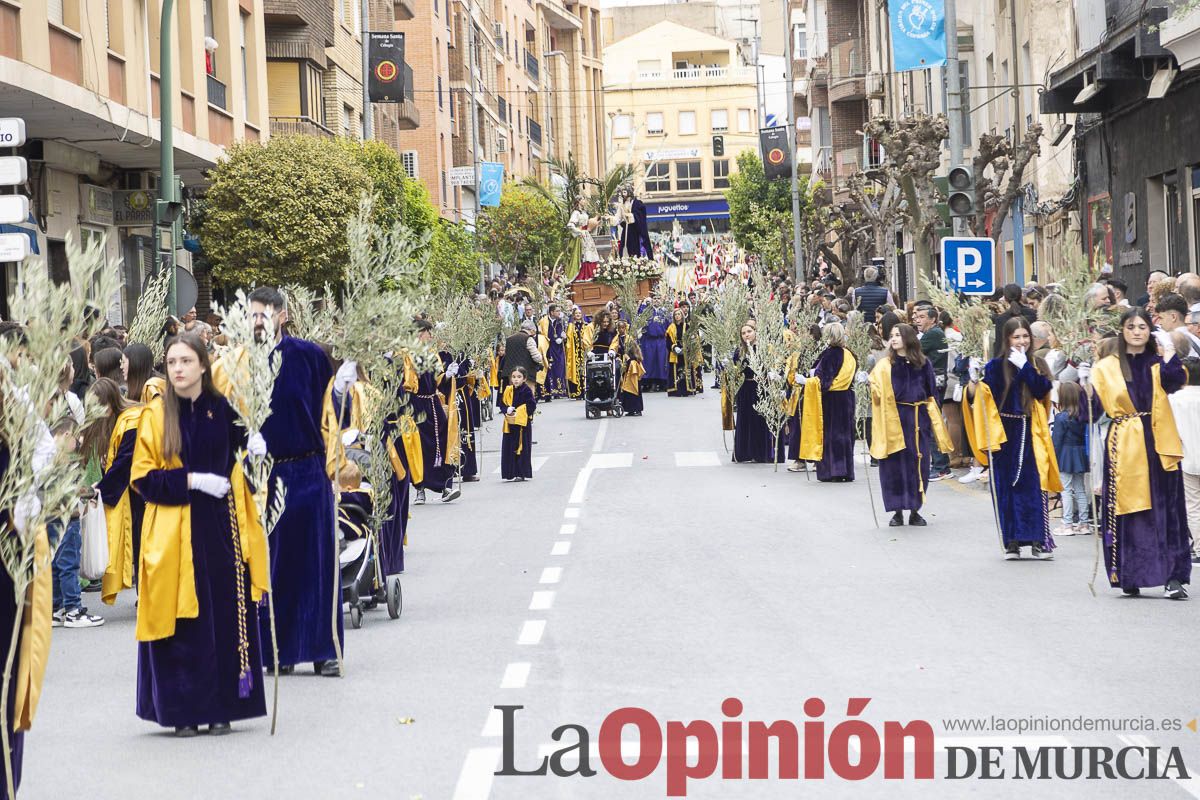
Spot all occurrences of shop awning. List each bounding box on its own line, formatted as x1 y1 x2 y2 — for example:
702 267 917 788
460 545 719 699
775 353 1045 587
645 198 730 220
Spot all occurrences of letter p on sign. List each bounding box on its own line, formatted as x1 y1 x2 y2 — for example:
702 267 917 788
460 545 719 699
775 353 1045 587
940 237 995 296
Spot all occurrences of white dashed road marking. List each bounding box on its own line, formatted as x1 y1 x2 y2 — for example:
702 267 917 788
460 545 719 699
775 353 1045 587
517 620 545 645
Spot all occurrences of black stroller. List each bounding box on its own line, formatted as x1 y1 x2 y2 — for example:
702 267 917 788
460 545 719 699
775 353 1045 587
584 352 624 419
337 447 402 629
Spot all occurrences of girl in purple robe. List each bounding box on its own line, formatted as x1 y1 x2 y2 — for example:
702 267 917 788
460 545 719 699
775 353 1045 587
501 368 537 481
809 324 858 482
132 335 267 736
410 325 460 504
1089 308 1191 599
981 317 1058 560
871 324 943 527
732 321 780 464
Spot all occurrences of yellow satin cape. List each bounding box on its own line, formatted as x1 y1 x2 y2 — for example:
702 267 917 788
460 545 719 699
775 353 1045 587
102 404 149 604
536 319 551 385
13 524 51 731
868 357 952 460
130 397 270 642
142 376 166 403
1092 355 1184 515
962 380 1063 493
798 348 856 462
501 385 530 454
666 323 689 364
620 357 645 395
784 353 803 417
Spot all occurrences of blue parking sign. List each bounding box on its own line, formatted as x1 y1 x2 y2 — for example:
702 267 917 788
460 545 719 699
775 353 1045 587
940 237 995 296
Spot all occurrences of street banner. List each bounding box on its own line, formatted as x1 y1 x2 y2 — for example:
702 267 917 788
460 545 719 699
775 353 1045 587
368 32 406 102
759 127 792 182
479 162 504 207
888 0 946 72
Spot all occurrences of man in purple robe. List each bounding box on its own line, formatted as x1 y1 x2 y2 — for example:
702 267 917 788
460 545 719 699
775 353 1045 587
639 301 670 391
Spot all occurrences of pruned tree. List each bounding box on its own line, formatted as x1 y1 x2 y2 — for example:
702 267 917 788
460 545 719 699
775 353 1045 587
972 124 1045 243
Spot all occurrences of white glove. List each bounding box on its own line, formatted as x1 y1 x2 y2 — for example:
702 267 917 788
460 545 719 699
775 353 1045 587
952 384 964 402
189 472 231 498
247 433 267 458
855 371 869 385
334 360 357 394
1008 347 1028 370
506 406 516 416
808 368 817 378
969 357 984 374
968 364 981 382
1077 362 1092 383
767 370 781 382
795 371 806 383
1154 330 1176 358
341 428 360 447
445 361 460 379
673 346 683 355
555 338 564 345
13 493 40 535
468 358 476 369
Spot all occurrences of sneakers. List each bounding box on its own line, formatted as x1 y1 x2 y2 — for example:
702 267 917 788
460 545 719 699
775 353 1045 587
441 486 461 503
787 460 807 473
928 470 952 482
1004 543 1021 561
1029 545 1054 561
958 465 987 484
1054 524 1077 537
62 607 104 628
413 489 426 505
51 609 65 628
1165 580 1188 600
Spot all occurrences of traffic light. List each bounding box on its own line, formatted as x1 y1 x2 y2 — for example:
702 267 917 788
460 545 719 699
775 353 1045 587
946 165 975 219
712 135 725 157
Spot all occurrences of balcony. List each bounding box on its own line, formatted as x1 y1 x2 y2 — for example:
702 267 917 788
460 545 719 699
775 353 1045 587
393 0 415 20
815 145 833 180
808 55 829 85
829 38 865 103
632 65 757 85
524 49 540 81
207 73 227 111
537 0 582 30
270 116 334 138
398 64 421 130
528 117 542 145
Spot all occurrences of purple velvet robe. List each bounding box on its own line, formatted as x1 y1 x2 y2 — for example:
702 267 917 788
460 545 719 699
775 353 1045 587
408 367 455 492
732 351 780 464
878 358 938 512
0 448 24 795
813 346 856 482
1095 352 1191 590
640 306 670 384
545 317 568 398
379 419 410 577
134 393 267 728
983 358 1055 548
501 383 537 479
258 336 342 668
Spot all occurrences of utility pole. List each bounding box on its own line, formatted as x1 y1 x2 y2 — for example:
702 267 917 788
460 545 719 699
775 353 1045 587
783 0 804 283
944 0 965 236
361 0 373 140
157 0 179 314
737 17 766 124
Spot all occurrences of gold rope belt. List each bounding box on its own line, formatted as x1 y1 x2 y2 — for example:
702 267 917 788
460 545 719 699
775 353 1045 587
897 401 927 501
1106 411 1150 584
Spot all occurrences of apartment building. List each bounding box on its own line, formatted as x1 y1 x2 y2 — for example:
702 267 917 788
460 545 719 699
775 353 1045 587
0 0 269 320
603 21 760 235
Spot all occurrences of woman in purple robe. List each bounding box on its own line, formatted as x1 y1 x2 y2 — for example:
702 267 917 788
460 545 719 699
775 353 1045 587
981 317 1057 560
133 335 267 736
1089 308 1191 599
639 303 670 391
409 324 460 504
732 321 780 464
809 324 858 482
545 307 568 398
872 324 941 527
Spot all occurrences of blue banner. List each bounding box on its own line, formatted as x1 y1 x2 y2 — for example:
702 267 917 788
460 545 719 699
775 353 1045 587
479 162 504 207
889 0 946 72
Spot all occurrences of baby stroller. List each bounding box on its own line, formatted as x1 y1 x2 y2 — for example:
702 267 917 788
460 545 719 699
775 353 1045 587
584 352 624 419
337 446 402 629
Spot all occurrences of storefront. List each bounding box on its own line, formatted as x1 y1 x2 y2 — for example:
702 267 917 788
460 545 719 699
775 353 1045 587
644 197 730 238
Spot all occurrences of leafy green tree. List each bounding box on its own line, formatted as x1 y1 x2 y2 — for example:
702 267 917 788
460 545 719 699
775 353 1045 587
200 135 369 288
426 220 480 294
477 183 560 276
401 176 439 244
725 151 814 275
337 138 408 230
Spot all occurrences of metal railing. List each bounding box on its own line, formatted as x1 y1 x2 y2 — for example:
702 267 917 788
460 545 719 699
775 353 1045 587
635 65 753 82
830 38 864 80
207 73 227 111
524 49 539 81
498 96 507 120
528 118 542 145
269 117 334 138
814 145 833 175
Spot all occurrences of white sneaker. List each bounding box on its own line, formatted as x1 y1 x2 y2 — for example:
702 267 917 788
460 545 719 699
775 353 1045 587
1054 524 1075 537
62 607 105 628
958 465 986 484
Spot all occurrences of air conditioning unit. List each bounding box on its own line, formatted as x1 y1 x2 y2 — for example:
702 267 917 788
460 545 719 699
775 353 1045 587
497 135 509 153
866 71 885 97
493 22 503 39
1067 210 1081 232
79 184 114 226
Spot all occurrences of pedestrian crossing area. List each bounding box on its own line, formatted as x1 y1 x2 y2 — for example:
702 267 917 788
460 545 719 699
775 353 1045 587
489 451 729 474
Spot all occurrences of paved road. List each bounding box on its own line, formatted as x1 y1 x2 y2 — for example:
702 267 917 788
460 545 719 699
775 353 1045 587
28 387 1200 799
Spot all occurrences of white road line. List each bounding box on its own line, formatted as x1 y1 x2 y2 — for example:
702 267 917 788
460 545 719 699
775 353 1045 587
588 452 633 468
517 620 545 645
500 662 531 689
551 540 571 556
539 567 562 584
529 591 555 610
592 418 608 453
674 450 721 467
568 467 593 504
563 507 580 518
481 708 504 737
452 747 502 800
559 523 577 535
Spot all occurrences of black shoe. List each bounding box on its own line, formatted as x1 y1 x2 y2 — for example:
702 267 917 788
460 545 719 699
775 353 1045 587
208 722 231 736
1029 544 1054 561
175 725 200 738
314 660 342 677
1004 543 1020 561
888 511 904 527
908 511 927 526
1122 587 1140 597
1165 580 1189 600
462 475 480 483
269 664 294 675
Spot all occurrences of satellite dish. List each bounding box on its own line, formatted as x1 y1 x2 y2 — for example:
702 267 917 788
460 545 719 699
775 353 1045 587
140 266 199 316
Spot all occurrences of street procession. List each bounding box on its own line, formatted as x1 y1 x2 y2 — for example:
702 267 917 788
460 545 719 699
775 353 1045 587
3 0 1200 796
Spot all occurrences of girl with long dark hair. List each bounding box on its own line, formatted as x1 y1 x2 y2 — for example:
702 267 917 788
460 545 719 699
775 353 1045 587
1088 307 1191 599
731 321 778 463
870 323 952 526
124 342 164 403
666 308 697 397
797 322 858 482
501 367 537 481
129 334 269 735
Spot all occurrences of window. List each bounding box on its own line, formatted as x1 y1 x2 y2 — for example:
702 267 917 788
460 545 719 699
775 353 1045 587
710 109 728 132
442 171 449 204
203 0 214 38
675 160 701 191
737 108 752 133
402 151 419 179
49 0 65 25
353 0 362 37
794 25 807 59
645 161 670 192
438 76 444 108
636 59 660 76
646 112 664 134
713 159 730 189
678 111 696 135
341 103 352 137
612 114 632 138
240 13 250 118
